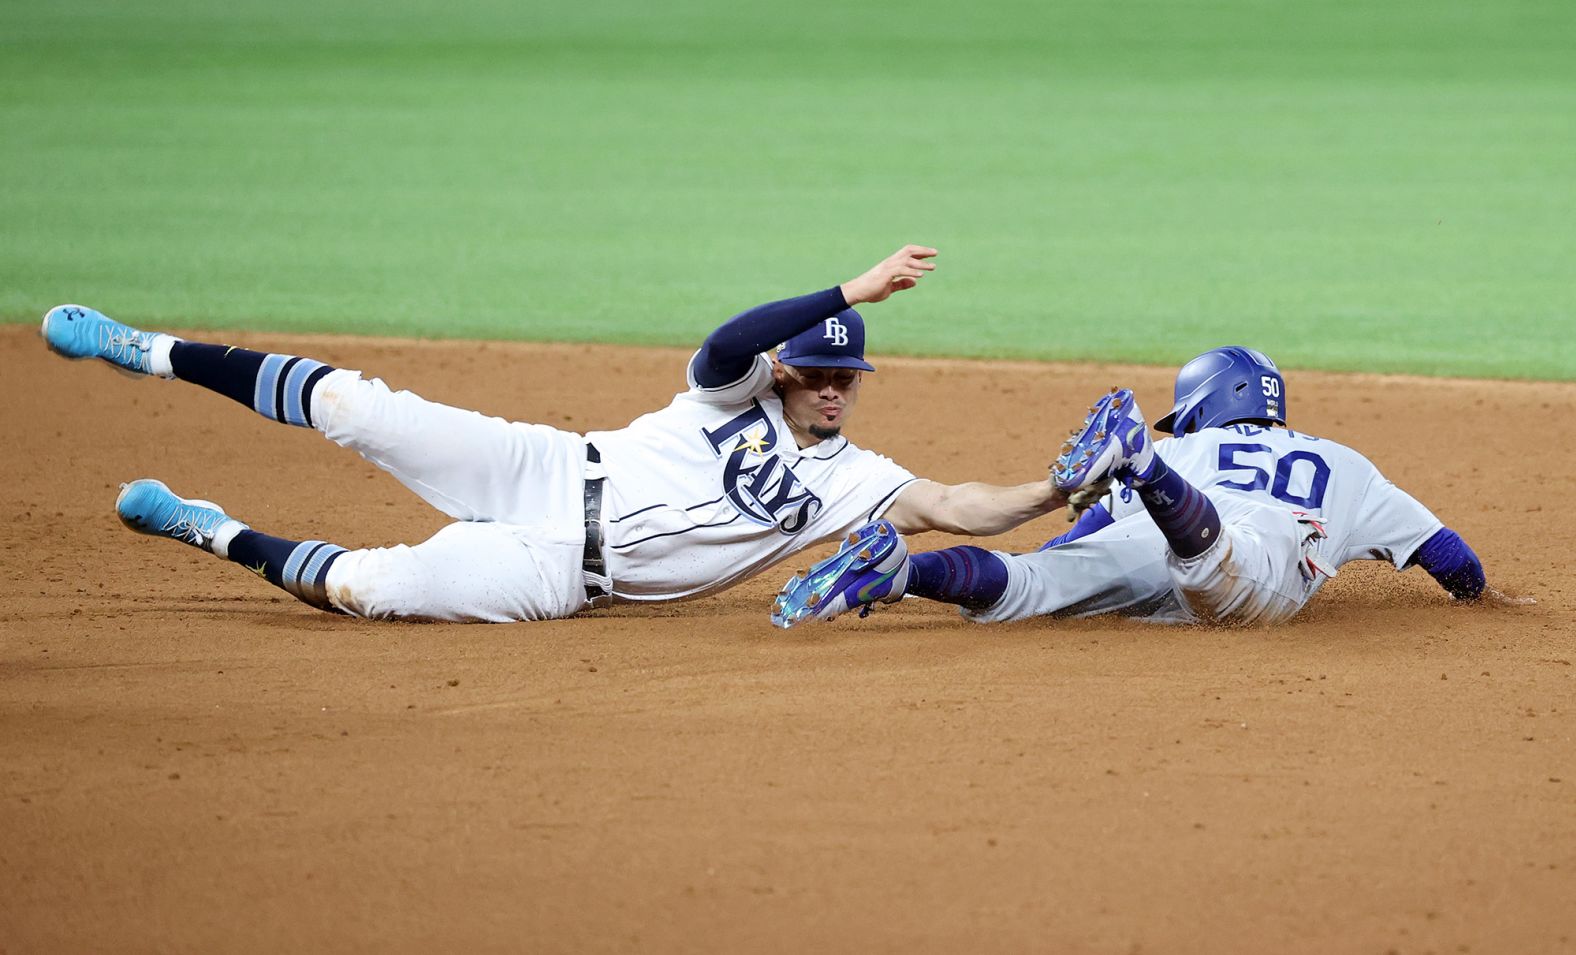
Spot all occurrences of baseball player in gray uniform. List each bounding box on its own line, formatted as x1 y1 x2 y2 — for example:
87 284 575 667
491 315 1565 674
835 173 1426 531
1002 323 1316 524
774 346 1529 628
42 245 1076 622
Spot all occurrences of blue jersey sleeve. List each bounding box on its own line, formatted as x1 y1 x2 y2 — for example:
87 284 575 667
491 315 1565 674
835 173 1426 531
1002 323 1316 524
1406 527 1486 600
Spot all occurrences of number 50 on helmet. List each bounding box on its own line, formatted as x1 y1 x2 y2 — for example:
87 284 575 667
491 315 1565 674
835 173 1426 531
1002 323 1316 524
1154 346 1287 435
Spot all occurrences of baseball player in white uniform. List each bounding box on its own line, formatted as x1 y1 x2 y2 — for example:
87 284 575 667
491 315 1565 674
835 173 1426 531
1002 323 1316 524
773 346 1528 628
41 245 1074 623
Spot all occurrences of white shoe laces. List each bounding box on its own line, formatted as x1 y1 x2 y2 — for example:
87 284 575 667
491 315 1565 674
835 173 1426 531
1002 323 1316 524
98 327 150 367
162 505 223 546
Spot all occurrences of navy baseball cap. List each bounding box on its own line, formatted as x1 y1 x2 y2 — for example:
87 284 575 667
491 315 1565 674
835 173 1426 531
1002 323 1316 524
776 308 876 372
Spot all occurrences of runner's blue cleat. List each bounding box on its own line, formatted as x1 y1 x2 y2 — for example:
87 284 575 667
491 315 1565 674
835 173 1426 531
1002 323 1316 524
1052 387 1156 491
771 519 911 628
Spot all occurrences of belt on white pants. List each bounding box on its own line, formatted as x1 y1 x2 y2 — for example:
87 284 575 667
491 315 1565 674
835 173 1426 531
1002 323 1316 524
582 442 613 609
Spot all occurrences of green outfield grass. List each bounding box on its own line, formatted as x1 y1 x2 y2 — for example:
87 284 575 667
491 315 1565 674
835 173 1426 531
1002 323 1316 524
3 0 1572 379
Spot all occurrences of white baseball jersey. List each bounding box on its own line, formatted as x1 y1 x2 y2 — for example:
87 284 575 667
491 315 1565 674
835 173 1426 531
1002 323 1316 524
313 358 915 621
590 352 916 601
973 424 1443 626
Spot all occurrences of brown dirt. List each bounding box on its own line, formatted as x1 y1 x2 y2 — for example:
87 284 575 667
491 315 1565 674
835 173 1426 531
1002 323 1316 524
2 323 1573 954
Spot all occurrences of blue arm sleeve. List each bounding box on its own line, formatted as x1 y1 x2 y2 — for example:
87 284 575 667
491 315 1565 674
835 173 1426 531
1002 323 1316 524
690 286 849 387
1406 527 1486 600
1038 503 1115 551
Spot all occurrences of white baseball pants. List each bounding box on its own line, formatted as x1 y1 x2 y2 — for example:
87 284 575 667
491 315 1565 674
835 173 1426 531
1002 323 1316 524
306 370 591 622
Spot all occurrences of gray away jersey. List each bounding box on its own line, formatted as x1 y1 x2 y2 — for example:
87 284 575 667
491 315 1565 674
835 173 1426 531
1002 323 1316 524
1108 424 1443 576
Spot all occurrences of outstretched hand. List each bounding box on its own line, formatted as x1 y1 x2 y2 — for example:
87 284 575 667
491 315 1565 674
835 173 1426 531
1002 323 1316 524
1478 586 1537 607
841 245 938 305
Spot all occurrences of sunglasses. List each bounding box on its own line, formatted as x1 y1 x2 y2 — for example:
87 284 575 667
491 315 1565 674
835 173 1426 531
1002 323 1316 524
785 366 861 390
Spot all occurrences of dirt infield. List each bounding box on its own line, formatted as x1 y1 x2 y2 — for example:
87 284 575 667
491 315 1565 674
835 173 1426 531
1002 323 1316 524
3 324 1572 953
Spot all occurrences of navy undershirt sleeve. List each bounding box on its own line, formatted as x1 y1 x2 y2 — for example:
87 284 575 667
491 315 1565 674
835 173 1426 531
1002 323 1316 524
1406 526 1486 600
1038 503 1115 551
690 286 849 387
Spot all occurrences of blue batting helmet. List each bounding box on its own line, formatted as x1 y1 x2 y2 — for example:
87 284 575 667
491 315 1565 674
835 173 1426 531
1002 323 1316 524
1154 346 1287 434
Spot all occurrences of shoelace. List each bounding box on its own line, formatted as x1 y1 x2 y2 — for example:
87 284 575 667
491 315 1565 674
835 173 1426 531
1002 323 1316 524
97 326 151 368
161 506 222 546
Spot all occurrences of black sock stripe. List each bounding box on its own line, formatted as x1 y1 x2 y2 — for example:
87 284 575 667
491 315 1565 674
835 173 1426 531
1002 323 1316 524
273 356 302 423
306 544 346 608
314 547 344 585
291 541 330 588
300 365 333 429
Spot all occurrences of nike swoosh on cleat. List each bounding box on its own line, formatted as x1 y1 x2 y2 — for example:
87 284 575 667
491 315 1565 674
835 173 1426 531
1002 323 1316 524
855 568 899 604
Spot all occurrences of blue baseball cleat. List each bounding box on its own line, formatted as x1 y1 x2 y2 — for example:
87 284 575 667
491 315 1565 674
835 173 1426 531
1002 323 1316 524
771 519 911 629
116 479 244 554
41 304 161 376
1052 387 1156 491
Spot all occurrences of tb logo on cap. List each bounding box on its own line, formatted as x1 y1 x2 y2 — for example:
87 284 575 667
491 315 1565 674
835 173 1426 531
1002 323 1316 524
823 318 849 347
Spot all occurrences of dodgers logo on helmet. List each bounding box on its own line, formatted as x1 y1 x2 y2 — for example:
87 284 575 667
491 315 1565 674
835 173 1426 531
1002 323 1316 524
1155 346 1287 434
700 400 823 534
